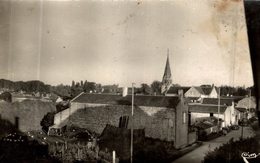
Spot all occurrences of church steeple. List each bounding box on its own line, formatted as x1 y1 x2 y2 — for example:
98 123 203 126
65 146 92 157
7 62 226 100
161 49 172 94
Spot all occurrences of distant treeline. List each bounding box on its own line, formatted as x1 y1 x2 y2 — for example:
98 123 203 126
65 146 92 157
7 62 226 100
0 79 50 93
219 85 255 96
0 79 255 98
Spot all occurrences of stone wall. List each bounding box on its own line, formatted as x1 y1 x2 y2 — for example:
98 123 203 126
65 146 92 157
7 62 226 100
53 102 108 125
0 100 56 132
175 99 189 148
66 104 177 142
188 132 197 144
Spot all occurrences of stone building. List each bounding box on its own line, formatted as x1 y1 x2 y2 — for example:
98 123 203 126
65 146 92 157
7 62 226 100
0 100 56 132
50 91 196 148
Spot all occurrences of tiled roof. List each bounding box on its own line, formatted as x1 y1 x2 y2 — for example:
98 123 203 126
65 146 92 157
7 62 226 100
167 86 191 94
72 93 180 108
194 87 205 95
235 107 247 112
201 87 212 95
202 98 235 106
189 104 227 114
195 120 216 129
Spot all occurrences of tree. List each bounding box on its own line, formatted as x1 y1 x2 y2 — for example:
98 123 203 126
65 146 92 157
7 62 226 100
40 112 55 133
80 80 84 87
50 84 71 97
247 86 255 96
0 92 12 103
150 81 162 95
83 81 96 93
71 85 83 98
72 80 75 88
140 83 152 95
95 83 102 93
172 83 181 87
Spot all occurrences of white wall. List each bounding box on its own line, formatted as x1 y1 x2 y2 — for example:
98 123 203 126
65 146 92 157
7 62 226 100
208 88 218 98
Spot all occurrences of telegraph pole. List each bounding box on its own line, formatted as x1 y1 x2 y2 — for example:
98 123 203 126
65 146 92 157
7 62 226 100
130 83 135 163
218 87 221 128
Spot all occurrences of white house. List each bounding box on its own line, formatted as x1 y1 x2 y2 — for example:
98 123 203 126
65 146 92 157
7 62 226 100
201 97 241 125
184 86 219 98
184 87 205 98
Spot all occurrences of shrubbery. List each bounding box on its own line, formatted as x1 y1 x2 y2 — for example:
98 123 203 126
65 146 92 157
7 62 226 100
40 112 55 133
203 137 260 163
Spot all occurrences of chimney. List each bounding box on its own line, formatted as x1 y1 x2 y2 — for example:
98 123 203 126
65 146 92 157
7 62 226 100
122 87 128 97
178 89 184 99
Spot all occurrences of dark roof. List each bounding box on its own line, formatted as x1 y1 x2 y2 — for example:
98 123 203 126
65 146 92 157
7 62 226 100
194 87 205 95
201 87 212 95
235 107 247 112
220 96 244 101
202 98 236 106
167 86 190 94
195 120 216 130
189 104 227 114
72 93 180 108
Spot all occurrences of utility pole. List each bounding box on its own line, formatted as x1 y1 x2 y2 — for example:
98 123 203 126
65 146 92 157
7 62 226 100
130 83 135 163
218 87 221 129
249 89 251 117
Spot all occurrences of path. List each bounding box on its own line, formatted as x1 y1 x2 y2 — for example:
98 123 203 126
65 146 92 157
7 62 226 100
172 126 255 163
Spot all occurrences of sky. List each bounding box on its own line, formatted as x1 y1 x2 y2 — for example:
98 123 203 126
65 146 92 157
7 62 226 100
0 0 254 87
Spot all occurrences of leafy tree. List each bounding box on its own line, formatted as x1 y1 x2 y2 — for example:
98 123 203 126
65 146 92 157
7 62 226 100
247 86 255 96
0 92 12 103
172 83 181 87
140 83 152 95
40 112 55 133
50 84 71 97
95 83 102 93
80 80 84 87
71 85 83 97
150 81 162 95
83 81 96 93
203 138 260 163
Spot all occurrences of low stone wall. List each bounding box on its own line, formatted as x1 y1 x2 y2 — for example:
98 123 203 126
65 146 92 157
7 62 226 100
188 132 197 145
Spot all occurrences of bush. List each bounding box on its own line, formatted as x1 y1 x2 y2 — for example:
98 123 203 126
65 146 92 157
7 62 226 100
203 138 260 163
40 112 55 133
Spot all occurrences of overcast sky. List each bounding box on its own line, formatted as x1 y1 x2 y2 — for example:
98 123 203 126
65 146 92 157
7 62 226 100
0 0 254 87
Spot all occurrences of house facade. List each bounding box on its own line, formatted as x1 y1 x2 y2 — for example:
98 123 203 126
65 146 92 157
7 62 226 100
189 102 240 127
50 92 196 148
185 86 219 98
202 98 241 125
0 100 56 132
184 87 204 98
207 87 219 98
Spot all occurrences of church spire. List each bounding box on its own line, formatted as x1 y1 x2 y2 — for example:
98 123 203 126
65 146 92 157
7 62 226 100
161 49 172 94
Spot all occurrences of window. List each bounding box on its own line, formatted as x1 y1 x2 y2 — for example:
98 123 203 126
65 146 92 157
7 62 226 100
183 112 186 124
210 113 213 117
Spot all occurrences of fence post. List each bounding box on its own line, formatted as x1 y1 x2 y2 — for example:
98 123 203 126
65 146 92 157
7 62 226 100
113 150 116 163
